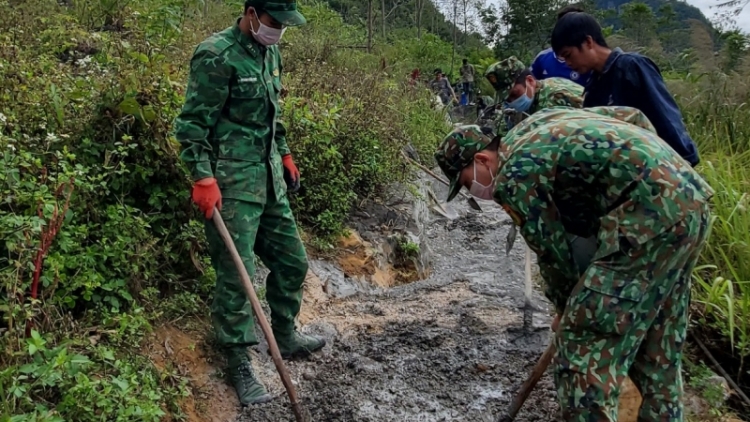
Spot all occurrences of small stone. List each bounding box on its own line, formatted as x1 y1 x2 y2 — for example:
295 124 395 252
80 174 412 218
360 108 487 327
475 363 489 373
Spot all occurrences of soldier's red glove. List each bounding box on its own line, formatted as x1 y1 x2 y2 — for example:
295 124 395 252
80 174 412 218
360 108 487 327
192 177 222 219
282 154 300 192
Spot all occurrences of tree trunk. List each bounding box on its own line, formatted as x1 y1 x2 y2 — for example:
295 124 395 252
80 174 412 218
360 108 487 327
416 0 423 40
463 0 468 47
381 0 386 38
451 0 457 76
367 0 373 53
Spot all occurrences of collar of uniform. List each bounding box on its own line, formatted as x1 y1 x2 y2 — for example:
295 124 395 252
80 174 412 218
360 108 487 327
232 18 263 57
600 47 624 74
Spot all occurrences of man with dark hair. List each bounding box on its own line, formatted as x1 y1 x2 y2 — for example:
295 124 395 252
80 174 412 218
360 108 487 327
484 57 583 136
551 11 700 167
556 4 584 20
174 0 326 406
430 68 457 105
529 4 592 87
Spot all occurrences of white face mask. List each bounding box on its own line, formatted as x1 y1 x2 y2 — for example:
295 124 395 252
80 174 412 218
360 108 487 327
250 10 286 45
468 162 496 200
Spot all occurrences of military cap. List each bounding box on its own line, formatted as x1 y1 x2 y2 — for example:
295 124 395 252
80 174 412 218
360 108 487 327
484 57 527 101
245 0 306 26
434 125 493 202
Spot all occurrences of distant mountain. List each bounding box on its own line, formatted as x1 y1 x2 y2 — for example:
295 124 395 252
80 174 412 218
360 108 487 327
594 0 714 29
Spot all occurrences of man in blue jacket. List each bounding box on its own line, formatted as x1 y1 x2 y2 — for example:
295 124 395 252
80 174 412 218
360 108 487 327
550 11 700 167
530 5 592 87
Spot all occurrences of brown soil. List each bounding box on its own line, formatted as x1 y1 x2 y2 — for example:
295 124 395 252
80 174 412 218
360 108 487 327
142 324 239 422
334 229 422 288
336 231 379 281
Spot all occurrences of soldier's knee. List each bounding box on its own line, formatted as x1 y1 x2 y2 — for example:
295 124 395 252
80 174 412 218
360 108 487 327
283 255 308 284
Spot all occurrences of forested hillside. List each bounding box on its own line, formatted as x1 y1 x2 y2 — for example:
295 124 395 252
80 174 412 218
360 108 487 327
596 0 713 28
1 0 750 420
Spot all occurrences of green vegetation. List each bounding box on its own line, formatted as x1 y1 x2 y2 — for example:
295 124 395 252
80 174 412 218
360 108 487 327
0 0 456 418
1 0 749 419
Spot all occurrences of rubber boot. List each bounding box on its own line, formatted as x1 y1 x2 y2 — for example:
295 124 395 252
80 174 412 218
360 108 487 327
274 330 326 359
225 348 273 406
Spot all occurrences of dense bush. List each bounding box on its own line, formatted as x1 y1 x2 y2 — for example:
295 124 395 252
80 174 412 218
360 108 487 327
0 0 452 418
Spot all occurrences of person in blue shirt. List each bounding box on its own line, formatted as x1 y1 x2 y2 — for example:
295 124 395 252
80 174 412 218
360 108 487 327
550 11 700 167
530 5 592 87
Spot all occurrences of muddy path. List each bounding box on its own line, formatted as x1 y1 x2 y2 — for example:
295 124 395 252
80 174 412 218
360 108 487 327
233 175 560 422
143 169 711 422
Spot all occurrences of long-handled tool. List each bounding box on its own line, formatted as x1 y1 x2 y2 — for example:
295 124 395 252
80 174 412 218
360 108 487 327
212 208 306 422
496 341 556 422
522 245 534 332
400 150 482 212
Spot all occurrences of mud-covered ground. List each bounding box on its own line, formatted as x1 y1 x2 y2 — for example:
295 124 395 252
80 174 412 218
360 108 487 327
143 169 718 422
234 176 560 422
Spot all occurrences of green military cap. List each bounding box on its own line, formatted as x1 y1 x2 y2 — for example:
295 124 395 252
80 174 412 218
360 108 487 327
434 125 493 202
246 0 306 26
484 57 527 101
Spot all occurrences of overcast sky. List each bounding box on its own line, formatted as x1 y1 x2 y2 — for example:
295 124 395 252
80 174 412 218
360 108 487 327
686 0 750 33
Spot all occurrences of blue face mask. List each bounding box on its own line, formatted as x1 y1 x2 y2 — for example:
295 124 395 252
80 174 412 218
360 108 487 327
506 84 533 113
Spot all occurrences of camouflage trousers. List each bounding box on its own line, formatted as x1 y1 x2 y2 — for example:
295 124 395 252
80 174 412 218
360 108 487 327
204 192 308 348
554 202 710 421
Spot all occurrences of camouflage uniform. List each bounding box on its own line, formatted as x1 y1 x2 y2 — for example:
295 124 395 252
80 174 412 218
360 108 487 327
484 57 584 136
484 57 527 103
435 107 714 421
174 2 324 405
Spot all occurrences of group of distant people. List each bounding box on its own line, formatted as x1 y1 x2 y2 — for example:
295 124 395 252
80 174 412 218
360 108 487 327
420 58 478 108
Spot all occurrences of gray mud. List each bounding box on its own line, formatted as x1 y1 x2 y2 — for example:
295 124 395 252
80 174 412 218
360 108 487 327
237 174 559 422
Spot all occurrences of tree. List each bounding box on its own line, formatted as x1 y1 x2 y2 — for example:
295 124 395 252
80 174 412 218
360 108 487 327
720 30 750 72
620 2 656 47
478 0 566 61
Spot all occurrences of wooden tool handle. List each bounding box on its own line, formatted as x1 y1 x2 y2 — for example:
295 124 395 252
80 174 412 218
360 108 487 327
497 341 556 422
212 208 306 422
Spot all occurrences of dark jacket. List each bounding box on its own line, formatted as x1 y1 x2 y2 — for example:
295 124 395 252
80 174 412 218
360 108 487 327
583 48 699 166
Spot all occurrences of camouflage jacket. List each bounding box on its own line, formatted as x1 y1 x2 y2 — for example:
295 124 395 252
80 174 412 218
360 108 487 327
173 20 288 204
493 106 714 313
494 77 584 138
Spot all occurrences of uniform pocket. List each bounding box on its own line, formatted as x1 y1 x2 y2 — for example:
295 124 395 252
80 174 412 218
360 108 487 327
228 79 265 123
566 266 644 337
215 159 267 204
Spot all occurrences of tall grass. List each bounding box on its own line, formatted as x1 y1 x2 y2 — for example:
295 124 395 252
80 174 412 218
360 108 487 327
674 73 750 361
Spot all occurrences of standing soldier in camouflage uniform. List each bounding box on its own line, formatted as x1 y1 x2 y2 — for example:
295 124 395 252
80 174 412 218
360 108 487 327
434 107 713 421
173 0 325 406
483 57 583 136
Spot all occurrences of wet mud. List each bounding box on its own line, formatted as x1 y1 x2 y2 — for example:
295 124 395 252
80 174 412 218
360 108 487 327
235 176 560 422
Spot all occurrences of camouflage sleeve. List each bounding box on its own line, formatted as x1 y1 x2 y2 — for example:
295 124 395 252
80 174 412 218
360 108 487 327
584 106 657 134
275 52 291 156
174 49 231 181
550 91 583 108
494 142 579 314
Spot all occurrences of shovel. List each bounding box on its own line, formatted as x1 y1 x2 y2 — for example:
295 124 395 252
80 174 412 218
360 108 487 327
496 341 556 422
400 151 482 212
211 208 307 422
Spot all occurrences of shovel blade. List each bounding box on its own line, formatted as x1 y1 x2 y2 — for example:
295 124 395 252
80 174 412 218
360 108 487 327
431 204 458 220
467 197 482 211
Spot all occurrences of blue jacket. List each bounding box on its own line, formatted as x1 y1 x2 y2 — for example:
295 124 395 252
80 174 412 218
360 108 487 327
530 48 592 87
583 48 700 166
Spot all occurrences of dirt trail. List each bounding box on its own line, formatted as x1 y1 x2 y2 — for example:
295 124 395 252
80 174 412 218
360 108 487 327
144 173 647 422
234 176 560 422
